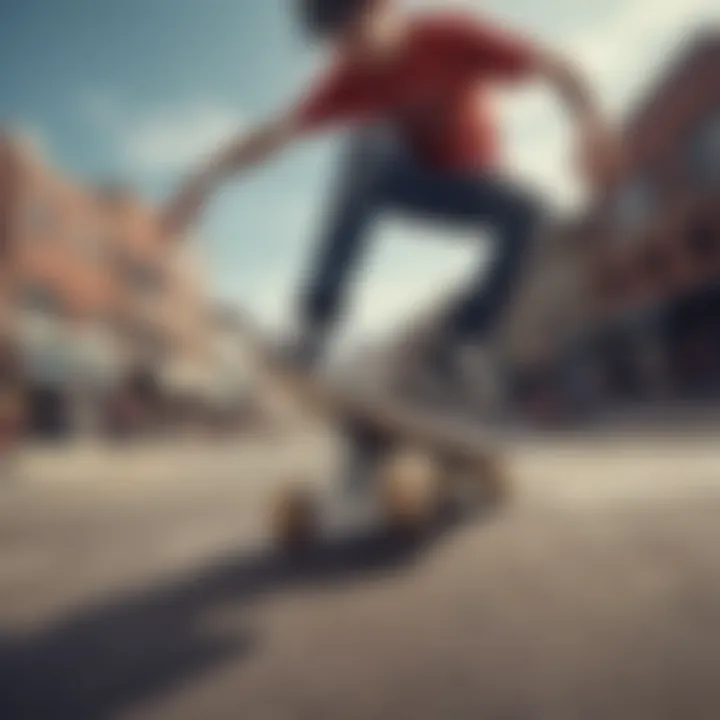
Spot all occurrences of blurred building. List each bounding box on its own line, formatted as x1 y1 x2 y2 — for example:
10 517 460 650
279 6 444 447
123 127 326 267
583 30 720 407
0 132 211 437
202 304 258 430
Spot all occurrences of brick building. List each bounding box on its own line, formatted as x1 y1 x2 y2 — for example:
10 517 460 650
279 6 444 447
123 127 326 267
575 30 720 407
0 132 212 436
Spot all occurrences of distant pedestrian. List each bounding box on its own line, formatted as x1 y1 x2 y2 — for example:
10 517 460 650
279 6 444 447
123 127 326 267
0 341 24 482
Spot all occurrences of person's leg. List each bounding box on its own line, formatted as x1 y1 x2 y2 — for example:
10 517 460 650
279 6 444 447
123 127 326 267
386 158 543 344
297 126 395 366
297 127 399 495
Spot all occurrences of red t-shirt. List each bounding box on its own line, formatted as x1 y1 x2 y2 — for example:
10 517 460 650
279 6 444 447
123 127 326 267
295 13 536 171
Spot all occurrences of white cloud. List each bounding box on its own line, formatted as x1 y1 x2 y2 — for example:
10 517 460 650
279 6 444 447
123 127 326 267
121 105 241 174
81 91 242 176
565 0 719 105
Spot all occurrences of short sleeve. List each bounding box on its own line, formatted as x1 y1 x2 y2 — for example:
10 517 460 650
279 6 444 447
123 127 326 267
437 14 537 81
294 64 380 133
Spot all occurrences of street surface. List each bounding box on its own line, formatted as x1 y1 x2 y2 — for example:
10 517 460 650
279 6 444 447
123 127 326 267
1 430 720 719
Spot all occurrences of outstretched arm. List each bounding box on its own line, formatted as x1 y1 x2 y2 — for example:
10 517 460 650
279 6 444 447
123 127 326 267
535 50 600 122
162 59 378 236
451 13 622 191
534 48 623 191
163 112 300 235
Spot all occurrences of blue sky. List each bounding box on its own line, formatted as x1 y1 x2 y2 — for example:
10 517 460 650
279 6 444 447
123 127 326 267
2 0 718 342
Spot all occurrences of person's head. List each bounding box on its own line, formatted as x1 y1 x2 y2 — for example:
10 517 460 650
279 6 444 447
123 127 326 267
297 0 403 62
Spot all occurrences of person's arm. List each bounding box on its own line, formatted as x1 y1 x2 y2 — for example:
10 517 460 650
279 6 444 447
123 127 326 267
533 48 623 191
448 14 623 191
163 112 300 235
163 62 370 236
534 50 599 123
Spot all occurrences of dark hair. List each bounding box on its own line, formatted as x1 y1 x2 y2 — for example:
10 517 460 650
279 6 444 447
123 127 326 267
297 0 369 37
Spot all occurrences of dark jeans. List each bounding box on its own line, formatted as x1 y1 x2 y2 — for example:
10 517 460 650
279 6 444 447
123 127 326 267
301 127 542 343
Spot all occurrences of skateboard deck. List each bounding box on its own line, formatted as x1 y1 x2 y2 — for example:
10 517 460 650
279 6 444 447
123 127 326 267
260 351 510 554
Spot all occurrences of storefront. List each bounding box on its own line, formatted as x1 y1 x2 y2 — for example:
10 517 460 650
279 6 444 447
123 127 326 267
18 312 73 437
18 313 121 437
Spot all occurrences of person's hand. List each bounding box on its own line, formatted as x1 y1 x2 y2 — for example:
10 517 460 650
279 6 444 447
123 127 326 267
162 177 208 238
575 115 624 194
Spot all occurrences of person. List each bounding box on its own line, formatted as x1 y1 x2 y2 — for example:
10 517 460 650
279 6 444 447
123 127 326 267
0 340 24 481
164 0 621 388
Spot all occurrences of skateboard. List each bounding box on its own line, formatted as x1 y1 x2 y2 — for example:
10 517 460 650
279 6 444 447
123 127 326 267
262 353 510 555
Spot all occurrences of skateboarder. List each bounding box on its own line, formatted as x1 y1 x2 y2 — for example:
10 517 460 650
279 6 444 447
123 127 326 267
164 0 620 385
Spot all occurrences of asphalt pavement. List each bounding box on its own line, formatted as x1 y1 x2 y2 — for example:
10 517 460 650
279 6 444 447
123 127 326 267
1 432 719 719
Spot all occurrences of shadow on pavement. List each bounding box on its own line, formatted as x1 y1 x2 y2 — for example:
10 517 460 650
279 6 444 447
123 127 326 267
0 508 487 720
